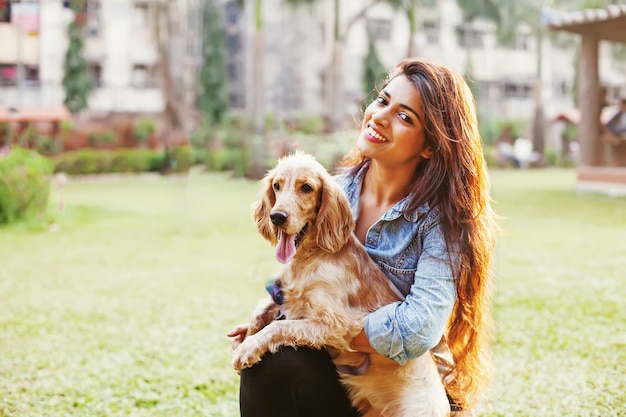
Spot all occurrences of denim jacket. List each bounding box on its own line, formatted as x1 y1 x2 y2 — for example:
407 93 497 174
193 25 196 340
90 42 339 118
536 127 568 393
335 161 457 366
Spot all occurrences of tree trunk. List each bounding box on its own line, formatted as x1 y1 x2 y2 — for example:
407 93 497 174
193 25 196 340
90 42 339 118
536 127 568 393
328 40 344 132
247 0 267 179
326 0 382 132
406 1 417 58
531 33 545 165
154 3 190 145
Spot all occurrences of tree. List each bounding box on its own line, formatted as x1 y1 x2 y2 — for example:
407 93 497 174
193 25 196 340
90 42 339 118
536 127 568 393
230 0 267 178
62 3 91 114
362 35 387 107
283 0 386 131
199 0 229 127
386 0 437 57
153 3 189 139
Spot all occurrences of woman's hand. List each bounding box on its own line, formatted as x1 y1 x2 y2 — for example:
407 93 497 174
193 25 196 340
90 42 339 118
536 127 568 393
350 328 377 354
227 323 249 350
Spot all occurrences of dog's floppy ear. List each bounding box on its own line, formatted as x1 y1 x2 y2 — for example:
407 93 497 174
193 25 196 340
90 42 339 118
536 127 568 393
252 172 277 245
315 175 355 253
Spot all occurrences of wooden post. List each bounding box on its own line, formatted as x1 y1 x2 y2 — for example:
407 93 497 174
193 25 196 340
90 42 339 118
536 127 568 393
578 34 603 166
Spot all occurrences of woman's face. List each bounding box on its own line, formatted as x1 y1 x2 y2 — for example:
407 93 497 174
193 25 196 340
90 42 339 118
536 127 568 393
357 75 432 168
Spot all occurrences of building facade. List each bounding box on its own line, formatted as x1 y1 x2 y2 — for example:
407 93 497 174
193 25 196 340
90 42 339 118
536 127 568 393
0 0 193 114
1 0 625 139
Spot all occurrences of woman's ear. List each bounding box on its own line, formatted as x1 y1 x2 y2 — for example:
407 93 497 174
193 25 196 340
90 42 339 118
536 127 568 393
252 174 277 245
315 176 355 253
420 146 433 160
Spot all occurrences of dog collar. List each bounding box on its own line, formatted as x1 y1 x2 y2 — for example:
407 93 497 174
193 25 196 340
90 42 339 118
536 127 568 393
265 278 284 305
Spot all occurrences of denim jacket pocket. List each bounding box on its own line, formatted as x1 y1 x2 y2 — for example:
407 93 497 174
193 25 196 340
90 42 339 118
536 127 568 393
377 261 416 297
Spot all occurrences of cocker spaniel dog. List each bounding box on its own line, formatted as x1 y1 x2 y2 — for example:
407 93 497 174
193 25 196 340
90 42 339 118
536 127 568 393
232 151 449 417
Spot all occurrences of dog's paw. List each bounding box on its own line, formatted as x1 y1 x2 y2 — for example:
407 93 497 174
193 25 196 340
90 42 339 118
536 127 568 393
232 340 264 370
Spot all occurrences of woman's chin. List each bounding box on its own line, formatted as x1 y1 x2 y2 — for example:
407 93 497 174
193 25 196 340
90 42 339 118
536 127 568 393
357 135 381 157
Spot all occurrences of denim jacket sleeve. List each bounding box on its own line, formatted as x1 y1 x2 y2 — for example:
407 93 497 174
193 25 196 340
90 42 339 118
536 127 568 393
335 164 458 365
363 219 457 365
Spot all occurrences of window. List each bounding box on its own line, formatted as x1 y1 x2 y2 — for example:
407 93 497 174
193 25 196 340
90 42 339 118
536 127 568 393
224 1 239 26
133 3 150 29
501 33 532 51
0 1 11 23
503 82 533 98
422 21 439 44
0 65 38 86
366 18 391 41
554 81 567 98
89 62 102 88
131 64 156 88
457 27 483 48
24 65 39 86
87 0 101 36
0 65 17 86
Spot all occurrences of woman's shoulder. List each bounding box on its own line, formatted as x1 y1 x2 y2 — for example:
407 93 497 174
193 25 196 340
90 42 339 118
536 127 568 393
332 163 367 190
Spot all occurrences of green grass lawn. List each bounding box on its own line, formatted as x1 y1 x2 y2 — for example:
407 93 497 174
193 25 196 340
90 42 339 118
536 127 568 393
1 168 625 416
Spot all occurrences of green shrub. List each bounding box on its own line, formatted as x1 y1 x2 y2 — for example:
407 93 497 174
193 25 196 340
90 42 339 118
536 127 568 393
59 119 74 133
211 147 247 177
71 149 110 174
146 152 166 172
190 147 210 167
19 124 38 148
52 149 164 175
109 150 147 173
483 145 498 168
166 145 192 173
36 136 60 156
293 115 325 134
0 122 12 145
100 130 118 148
133 117 156 145
0 148 54 225
88 132 99 147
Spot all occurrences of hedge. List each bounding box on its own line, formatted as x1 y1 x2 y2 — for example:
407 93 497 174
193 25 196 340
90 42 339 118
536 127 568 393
50 146 192 175
0 148 54 225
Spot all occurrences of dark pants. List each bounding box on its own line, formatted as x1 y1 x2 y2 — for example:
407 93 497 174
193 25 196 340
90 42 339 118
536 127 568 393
239 346 361 417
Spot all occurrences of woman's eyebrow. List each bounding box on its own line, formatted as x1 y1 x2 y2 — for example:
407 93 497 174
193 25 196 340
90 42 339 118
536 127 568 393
381 89 422 122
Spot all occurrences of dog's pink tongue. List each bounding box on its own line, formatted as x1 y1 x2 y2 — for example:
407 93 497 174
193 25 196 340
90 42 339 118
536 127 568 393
276 231 297 264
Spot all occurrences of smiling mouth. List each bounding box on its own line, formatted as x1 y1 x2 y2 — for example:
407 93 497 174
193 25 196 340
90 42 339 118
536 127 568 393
367 125 388 142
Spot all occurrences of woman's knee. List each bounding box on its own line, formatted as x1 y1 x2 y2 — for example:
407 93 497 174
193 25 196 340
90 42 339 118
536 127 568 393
241 346 335 384
239 346 360 417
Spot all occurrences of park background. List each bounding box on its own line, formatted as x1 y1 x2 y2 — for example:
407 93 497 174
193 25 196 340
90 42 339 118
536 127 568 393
1 0 626 416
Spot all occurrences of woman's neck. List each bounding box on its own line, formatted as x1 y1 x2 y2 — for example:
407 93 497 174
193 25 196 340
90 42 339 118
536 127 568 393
362 161 414 207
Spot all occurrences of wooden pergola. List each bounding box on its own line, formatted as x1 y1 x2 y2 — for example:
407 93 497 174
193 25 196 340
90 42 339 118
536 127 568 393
0 105 71 146
547 4 626 196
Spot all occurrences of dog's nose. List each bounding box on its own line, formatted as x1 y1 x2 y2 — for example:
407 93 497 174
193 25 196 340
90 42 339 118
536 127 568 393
270 211 288 226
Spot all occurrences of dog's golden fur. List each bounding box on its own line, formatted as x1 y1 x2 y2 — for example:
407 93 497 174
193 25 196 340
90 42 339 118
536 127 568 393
232 152 450 416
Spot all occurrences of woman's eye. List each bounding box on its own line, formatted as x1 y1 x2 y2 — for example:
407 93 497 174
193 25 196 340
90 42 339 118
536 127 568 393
399 113 413 124
376 95 387 105
273 183 280 191
301 184 313 193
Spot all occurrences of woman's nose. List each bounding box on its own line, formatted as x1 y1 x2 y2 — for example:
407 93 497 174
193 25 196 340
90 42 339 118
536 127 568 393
370 107 389 127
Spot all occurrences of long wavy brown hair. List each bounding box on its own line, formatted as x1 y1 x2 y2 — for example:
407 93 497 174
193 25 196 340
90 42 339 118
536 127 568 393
340 58 499 409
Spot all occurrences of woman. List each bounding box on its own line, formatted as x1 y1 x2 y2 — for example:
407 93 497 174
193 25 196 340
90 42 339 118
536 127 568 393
228 58 499 416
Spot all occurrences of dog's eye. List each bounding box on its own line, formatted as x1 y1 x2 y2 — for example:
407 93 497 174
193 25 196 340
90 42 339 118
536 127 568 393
273 182 280 191
301 184 313 193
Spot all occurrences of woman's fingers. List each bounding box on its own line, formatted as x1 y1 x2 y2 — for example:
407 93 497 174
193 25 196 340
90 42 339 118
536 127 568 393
227 323 248 337
227 323 249 350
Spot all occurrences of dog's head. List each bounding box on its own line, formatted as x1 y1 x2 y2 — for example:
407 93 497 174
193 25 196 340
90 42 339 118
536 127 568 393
252 151 355 264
